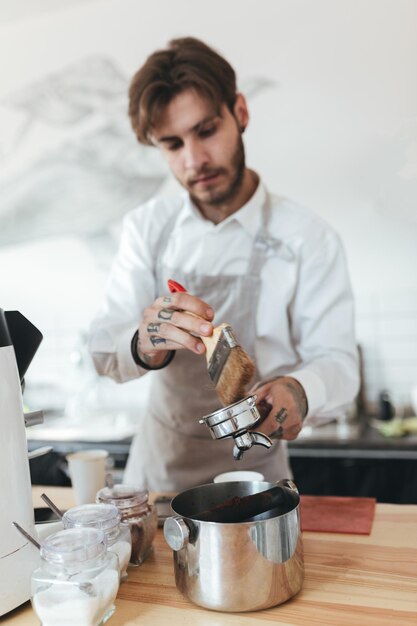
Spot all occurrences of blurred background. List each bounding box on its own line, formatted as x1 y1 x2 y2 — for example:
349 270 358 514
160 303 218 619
1 1 416 494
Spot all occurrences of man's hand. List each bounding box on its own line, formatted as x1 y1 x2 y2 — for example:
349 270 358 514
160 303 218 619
251 377 308 440
136 291 215 367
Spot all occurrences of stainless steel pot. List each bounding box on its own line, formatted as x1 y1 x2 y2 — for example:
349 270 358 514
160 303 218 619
164 479 304 612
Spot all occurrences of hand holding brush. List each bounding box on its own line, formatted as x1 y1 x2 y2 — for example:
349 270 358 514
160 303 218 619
132 285 215 369
168 279 255 406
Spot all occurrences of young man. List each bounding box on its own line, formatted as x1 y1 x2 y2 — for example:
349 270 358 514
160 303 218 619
89 37 359 490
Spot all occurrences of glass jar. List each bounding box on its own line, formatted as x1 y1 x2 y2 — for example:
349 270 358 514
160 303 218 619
96 485 157 566
63 504 131 581
31 528 119 626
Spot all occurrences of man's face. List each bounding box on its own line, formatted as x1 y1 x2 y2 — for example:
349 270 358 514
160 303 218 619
151 89 246 208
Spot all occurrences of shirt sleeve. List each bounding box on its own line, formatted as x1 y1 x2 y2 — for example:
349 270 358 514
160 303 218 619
88 206 161 383
286 229 360 419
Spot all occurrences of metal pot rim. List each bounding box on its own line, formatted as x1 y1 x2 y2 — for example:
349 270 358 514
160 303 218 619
170 480 300 525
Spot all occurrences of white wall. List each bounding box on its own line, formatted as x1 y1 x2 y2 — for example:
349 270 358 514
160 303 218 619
0 0 416 413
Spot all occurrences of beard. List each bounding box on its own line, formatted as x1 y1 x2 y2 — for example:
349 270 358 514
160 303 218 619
186 133 246 208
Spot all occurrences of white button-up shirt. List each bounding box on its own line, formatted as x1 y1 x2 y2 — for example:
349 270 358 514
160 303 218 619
89 181 359 419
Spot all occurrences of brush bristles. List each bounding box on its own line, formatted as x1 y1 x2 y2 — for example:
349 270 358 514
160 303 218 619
216 346 255 406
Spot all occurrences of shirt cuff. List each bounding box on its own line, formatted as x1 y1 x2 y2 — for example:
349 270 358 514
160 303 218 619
117 325 150 379
286 369 326 419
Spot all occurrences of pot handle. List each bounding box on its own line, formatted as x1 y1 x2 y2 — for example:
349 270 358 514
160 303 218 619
277 478 299 493
164 516 190 551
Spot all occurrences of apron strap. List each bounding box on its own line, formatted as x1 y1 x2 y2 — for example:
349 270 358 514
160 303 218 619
248 192 295 278
155 192 295 287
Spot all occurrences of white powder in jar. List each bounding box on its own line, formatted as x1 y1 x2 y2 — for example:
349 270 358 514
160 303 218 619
33 585 100 626
93 568 119 607
33 569 119 626
109 540 131 579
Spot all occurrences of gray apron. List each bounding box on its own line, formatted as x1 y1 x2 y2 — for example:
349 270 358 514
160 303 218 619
124 194 292 491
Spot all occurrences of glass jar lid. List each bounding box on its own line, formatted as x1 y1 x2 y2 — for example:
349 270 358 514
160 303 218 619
96 484 149 511
63 503 121 532
40 528 107 565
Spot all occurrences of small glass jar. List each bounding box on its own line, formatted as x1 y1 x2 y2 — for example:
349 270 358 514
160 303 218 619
31 528 119 626
63 504 131 581
96 485 157 566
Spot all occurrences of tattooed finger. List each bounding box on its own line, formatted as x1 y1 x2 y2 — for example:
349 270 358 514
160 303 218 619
274 408 288 424
158 308 175 321
270 425 284 439
162 296 172 304
150 336 167 347
147 322 161 334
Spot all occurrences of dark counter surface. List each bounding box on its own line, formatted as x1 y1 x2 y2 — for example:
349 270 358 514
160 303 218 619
27 415 417 459
28 414 417 502
288 417 417 459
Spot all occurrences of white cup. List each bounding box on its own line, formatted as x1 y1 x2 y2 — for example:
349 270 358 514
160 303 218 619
213 470 265 483
66 449 109 505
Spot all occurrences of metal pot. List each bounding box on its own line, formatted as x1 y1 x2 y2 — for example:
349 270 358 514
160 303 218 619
164 479 304 612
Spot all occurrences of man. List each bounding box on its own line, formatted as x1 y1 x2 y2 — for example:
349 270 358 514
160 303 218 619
89 37 359 490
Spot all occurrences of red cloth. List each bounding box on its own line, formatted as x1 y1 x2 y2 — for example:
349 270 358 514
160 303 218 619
300 495 376 535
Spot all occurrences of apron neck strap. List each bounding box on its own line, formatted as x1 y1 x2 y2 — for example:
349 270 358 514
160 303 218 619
247 191 275 277
156 188 279 284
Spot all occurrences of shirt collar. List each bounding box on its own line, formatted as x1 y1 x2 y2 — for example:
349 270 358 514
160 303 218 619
177 178 267 237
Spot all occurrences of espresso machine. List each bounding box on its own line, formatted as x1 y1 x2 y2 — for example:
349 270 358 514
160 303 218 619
0 309 44 616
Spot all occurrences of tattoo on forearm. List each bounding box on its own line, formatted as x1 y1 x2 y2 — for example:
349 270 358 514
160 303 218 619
147 322 161 333
150 336 167 347
285 380 308 420
158 308 174 321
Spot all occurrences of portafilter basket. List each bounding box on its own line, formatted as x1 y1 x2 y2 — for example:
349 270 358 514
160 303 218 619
199 395 272 460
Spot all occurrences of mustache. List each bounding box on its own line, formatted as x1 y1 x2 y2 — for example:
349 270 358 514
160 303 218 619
187 167 226 186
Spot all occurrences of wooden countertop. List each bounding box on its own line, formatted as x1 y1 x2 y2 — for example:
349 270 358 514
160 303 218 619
3 487 417 625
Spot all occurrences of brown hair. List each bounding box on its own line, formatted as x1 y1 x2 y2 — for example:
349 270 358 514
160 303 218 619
128 37 237 145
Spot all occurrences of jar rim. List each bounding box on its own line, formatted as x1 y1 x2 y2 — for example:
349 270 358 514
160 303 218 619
41 528 106 564
63 503 121 532
96 485 149 509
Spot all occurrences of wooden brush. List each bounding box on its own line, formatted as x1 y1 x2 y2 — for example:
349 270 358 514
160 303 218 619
168 279 255 406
